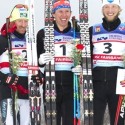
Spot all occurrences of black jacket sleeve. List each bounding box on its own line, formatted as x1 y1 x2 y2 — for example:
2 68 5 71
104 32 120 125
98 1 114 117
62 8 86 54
36 29 45 67
0 35 8 85
36 29 45 57
89 26 93 57
0 35 8 55
89 26 94 68
0 72 7 85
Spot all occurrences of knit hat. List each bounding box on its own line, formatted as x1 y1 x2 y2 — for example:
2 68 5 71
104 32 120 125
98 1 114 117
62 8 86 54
9 4 28 22
102 0 120 7
52 0 71 13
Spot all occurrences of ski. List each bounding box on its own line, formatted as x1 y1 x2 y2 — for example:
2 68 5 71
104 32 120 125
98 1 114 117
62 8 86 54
25 0 41 125
79 0 94 125
44 0 56 125
44 0 51 124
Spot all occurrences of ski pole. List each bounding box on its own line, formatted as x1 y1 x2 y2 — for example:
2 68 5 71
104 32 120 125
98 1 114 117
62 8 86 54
114 95 123 125
74 74 77 125
6 17 17 125
72 16 81 125
75 74 80 125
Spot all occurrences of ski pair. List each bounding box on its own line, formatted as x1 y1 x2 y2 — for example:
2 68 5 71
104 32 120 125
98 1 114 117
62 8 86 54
79 0 94 125
44 0 56 125
25 0 41 125
67 0 93 125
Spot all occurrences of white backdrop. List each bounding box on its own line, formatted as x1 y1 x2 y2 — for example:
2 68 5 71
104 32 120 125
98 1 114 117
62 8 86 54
0 0 125 33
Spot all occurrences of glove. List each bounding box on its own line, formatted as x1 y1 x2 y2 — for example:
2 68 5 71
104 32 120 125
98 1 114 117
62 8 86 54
4 73 19 85
39 53 53 65
31 71 44 86
71 65 82 75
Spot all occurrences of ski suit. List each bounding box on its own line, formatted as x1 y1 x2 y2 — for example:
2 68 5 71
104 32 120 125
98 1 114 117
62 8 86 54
0 31 30 125
37 21 80 125
89 18 125 125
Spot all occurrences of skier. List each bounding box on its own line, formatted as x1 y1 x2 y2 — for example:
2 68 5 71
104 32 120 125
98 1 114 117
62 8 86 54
0 4 43 125
37 0 80 125
89 0 125 125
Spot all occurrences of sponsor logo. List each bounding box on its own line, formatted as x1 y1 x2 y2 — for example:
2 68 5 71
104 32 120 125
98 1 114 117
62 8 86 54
119 26 125 31
97 37 108 41
95 26 101 32
108 0 114 3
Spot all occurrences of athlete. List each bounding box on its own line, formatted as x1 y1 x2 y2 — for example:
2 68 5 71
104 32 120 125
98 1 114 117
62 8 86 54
89 0 125 124
0 4 43 125
37 0 80 125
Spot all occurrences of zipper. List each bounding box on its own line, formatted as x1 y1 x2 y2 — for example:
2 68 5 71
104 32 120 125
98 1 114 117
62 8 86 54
104 67 107 82
61 71 63 86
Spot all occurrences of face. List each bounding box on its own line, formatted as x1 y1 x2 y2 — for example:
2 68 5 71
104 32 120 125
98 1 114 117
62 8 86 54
52 8 71 31
102 4 121 22
14 19 28 34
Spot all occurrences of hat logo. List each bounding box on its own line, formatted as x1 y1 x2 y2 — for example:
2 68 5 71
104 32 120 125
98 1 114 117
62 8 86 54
20 13 27 18
19 9 28 18
107 0 114 3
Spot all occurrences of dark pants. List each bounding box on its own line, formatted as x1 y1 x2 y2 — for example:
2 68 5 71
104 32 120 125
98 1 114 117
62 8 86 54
93 80 124 125
43 84 73 125
56 84 73 125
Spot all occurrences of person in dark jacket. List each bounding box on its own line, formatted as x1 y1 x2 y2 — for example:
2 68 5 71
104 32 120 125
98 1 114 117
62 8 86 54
37 0 80 125
0 4 43 125
89 0 125 125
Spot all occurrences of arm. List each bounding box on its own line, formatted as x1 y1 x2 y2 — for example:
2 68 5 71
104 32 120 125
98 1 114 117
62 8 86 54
36 29 46 67
36 28 53 67
36 29 45 59
89 26 94 67
0 35 8 55
0 35 19 85
89 26 93 60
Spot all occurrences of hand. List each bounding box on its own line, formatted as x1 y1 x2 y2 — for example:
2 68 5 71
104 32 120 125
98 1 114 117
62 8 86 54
31 71 44 86
4 73 19 85
120 80 125 87
39 53 53 65
71 65 82 75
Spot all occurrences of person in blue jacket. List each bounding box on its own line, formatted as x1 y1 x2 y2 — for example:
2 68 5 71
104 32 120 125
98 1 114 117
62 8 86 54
89 0 125 125
37 0 80 125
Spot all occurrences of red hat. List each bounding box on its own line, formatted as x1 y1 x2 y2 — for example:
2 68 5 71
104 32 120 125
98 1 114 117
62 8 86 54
52 0 71 13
